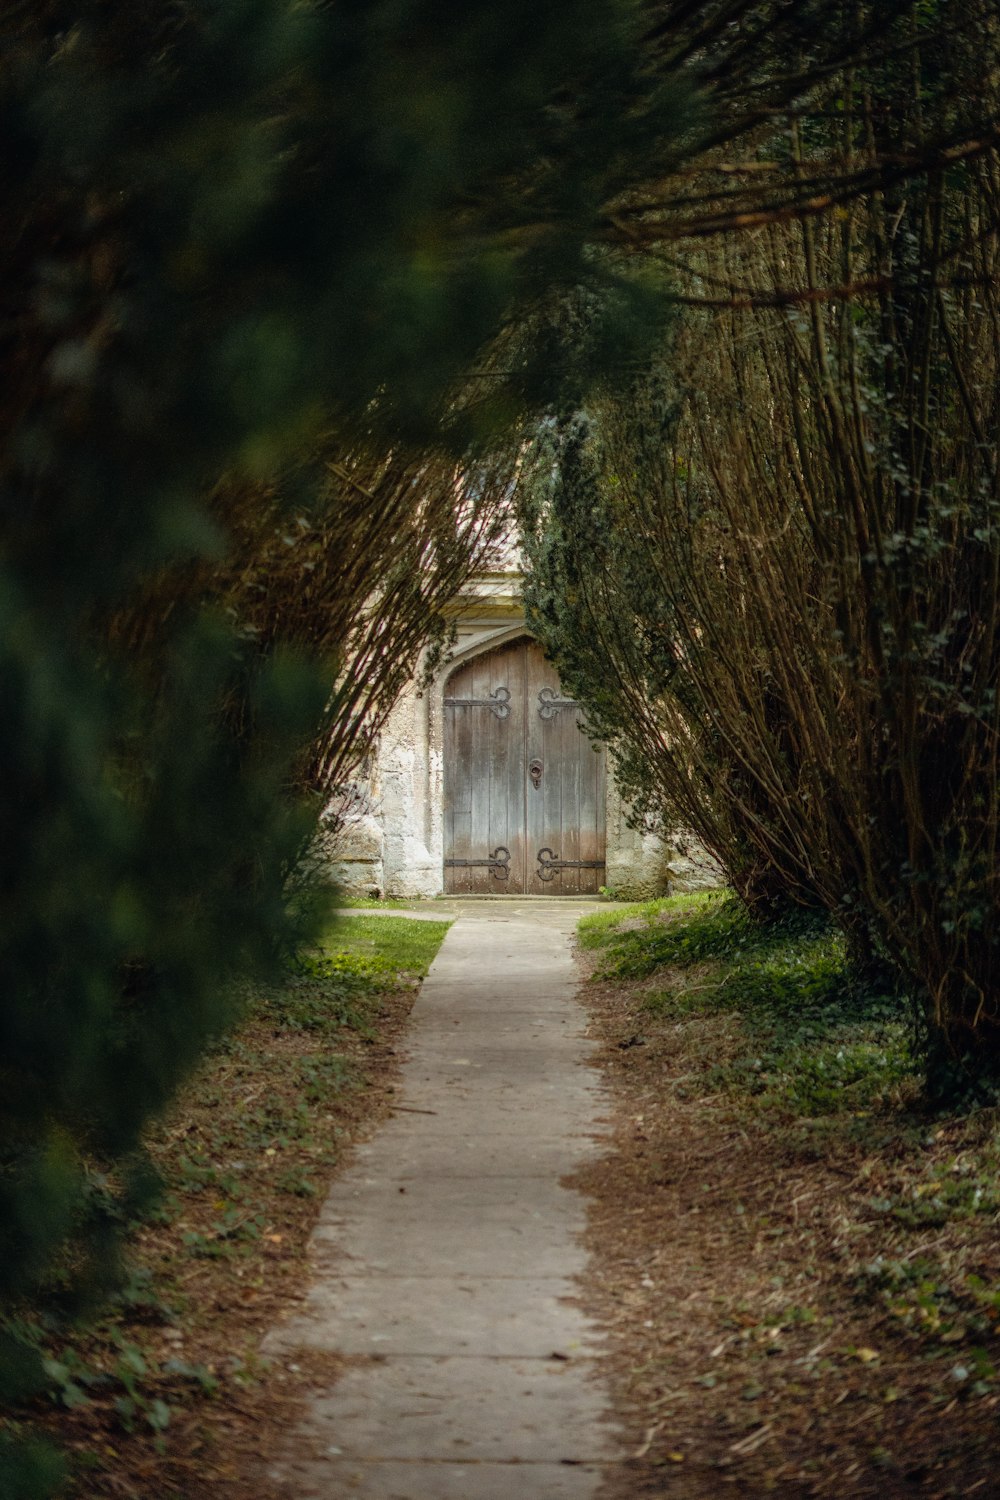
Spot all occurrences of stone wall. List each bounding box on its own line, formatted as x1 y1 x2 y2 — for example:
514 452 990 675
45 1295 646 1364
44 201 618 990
330 570 717 900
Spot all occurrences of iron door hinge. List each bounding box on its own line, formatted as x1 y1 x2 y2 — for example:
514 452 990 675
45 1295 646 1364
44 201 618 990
445 846 511 880
536 848 606 881
444 686 511 719
537 687 579 719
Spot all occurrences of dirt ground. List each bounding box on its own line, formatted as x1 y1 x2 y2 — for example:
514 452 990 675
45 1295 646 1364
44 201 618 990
574 957 1000 1499
30 979 418 1500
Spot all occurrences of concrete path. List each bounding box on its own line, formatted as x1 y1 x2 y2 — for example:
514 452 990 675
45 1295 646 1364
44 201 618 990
265 898 620 1499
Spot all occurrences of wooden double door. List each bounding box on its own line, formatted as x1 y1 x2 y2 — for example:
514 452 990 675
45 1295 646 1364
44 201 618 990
443 638 606 895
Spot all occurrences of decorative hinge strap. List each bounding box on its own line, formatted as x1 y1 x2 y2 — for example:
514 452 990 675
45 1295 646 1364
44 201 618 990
537 687 579 719
536 848 606 881
445 846 511 880
444 686 511 719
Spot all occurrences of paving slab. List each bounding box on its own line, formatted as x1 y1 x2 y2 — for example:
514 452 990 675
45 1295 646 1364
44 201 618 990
265 898 621 1498
273 1459 606 1499
406 1007 586 1033
273 1274 591 1357
416 968 579 991
354 1132 601 1179
413 990 584 1015
297 1356 610 1462
402 1040 592 1083
311 1195 590 1278
381 1091 601 1140
317 1172 587 1217
312 1236 586 1281
399 1074 601 1113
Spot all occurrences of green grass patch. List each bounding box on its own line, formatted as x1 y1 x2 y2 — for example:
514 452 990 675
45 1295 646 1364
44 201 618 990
324 913 452 978
576 894 700 949
583 892 916 1118
580 889 762 972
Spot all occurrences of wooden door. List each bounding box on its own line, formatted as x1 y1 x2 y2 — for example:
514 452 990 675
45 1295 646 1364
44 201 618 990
443 638 606 895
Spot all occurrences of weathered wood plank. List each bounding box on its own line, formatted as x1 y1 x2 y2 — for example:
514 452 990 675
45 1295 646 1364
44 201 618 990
443 638 605 895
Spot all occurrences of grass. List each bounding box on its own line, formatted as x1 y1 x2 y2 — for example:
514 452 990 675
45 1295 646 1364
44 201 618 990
7 911 451 1499
325 912 451 977
576 894 693 949
582 890 915 1119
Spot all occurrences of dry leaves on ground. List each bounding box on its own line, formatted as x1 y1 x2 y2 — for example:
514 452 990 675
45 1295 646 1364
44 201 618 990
575 945 1000 1499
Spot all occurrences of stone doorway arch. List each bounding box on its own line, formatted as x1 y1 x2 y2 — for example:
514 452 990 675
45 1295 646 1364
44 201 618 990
442 635 607 895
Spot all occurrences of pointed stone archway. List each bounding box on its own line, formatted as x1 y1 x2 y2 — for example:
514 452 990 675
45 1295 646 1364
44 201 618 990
333 568 683 900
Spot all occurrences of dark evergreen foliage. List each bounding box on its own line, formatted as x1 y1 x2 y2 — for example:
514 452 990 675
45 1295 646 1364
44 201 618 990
0 2 690 1485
